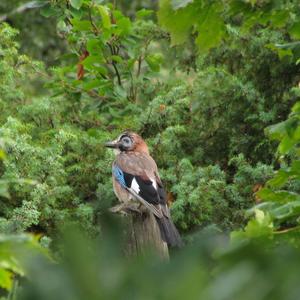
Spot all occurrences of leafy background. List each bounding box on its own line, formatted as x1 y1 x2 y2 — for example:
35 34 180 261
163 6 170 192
0 0 300 299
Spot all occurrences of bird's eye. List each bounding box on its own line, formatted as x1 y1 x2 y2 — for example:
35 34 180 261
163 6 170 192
122 137 132 146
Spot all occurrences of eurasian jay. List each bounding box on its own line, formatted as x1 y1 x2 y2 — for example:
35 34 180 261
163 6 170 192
105 131 182 248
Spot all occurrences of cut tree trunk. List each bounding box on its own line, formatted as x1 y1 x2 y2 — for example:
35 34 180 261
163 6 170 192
126 211 169 260
110 204 169 260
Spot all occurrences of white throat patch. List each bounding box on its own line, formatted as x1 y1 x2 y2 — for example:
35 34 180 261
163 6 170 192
113 148 121 155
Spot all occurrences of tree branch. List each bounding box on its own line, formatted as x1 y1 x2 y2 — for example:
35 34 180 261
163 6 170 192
0 1 45 22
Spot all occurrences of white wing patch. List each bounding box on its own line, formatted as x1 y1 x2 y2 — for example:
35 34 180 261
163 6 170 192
131 178 140 194
150 178 157 190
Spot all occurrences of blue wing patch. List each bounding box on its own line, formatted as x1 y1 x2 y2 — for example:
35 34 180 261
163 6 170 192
113 165 126 188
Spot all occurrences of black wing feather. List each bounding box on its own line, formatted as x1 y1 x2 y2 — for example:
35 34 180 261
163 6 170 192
120 170 162 205
135 176 160 205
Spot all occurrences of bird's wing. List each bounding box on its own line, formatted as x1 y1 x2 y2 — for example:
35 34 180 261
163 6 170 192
113 152 168 218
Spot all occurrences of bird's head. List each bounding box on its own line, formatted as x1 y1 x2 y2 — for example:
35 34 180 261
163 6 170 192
105 131 149 154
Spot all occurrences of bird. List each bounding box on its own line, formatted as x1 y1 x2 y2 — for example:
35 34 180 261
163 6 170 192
105 131 182 248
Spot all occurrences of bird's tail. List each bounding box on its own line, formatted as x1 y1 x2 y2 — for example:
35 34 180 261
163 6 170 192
156 216 183 248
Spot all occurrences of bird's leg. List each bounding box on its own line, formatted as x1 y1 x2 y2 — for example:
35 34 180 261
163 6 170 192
110 203 129 215
110 202 142 215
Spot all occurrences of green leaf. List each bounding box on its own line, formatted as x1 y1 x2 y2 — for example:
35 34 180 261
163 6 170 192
136 9 153 19
71 19 92 31
231 209 273 240
0 149 6 160
82 79 102 91
0 181 9 198
257 188 300 203
114 13 132 36
98 5 111 29
292 101 300 113
87 38 103 55
266 43 293 59
266 120 287 140
158 1 225 51
291 161 300 175
289 21 300 39
0 269 12 291
270 201 300 220
145 53 163 72
94 65 108 76
70 0 83 10
270 10 289 28
158 0 198 45
267 170 289 188
195 4 226 52
111 55 123 63
82 55 104 68
278 136 296 154
40 4 60 17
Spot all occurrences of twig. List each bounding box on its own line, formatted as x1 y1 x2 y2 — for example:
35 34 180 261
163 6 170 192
275 226 300 234
88 6 99 35
108 43 122 86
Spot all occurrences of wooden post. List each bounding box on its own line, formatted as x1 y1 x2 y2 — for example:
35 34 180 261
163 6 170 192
125 212 169 260
110 204 169 260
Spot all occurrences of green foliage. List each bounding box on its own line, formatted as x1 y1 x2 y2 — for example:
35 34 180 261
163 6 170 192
2 225 300 300
1 1 300 300
42 0 167 116
0 233 47 295
158 0 300 55
158 0 226 52
1 0 299 241
0 22 114 237
158 154 273 232
246 100 300 237
0 0 67 65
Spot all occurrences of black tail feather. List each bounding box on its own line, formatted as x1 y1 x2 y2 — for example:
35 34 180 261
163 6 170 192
156 217 183 248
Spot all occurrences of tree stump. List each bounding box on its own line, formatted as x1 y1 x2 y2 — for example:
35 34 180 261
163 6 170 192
110 203 169 260
125 211 169 260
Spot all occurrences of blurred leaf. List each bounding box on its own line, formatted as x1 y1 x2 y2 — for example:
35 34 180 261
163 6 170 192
289 21 300 39
231 209 273 240
136 9 154 19
111 55 123 63
267 170 289 188
257 188 300 203
82 79 102 91
87 38 102 54
278 135 296 154
71 19 92 31
158 0 198 45
270 10 289 28
70 0 83 10
270 200 300 220
0 181 9 198
115 13 132 36
40 4 60 17
195 4 225 52
98 5 111 29
145 53 163 72
266 43 293 59
82 55 104 68
0 269 12 291
265 120 287 140
0 149 6 160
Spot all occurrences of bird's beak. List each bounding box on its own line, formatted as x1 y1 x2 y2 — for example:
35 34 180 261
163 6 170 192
104 140 119 149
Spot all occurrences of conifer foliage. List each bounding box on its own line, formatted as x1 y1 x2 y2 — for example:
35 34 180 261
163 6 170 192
0 0 300 298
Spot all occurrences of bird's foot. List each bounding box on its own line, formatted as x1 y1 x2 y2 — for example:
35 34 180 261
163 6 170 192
109 203 142 215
